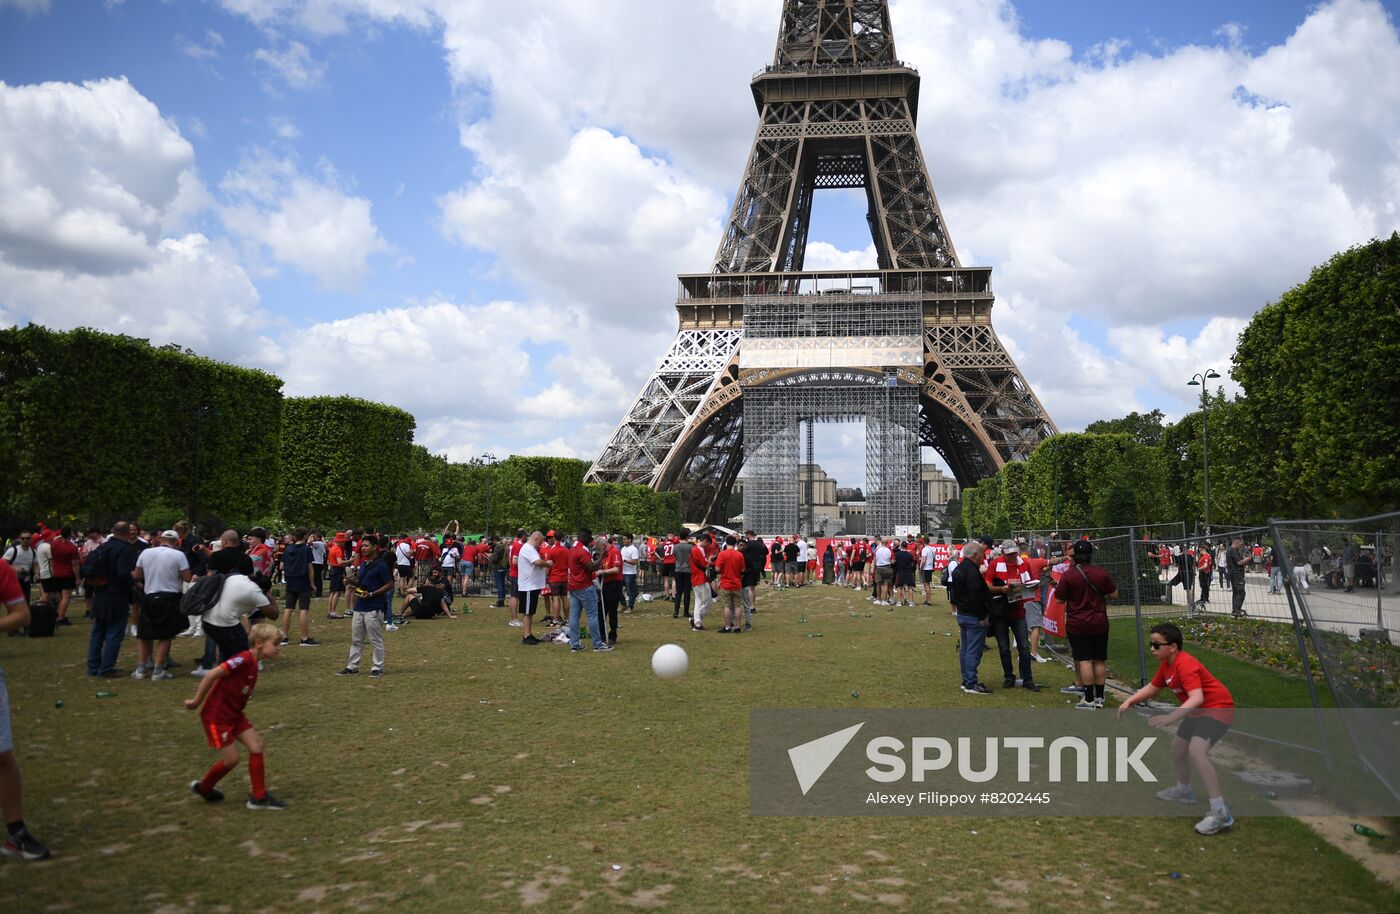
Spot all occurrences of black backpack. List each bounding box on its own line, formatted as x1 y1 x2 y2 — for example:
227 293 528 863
180 573 228 617
80 540 118 584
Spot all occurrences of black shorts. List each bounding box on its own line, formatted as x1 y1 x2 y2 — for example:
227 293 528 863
519 589 541 616
1067 631 1109 662
548 581 567 597
1176 714 1232 746
43 577 75 594
137 592 186 641
328 569 346 593
851 560 866 571
507 577 519 597
921 569 934 583
397 565 413 580
284 590 310 611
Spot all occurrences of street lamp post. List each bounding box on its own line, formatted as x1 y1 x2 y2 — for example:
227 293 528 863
480 452 498 536
1186 369 1221 535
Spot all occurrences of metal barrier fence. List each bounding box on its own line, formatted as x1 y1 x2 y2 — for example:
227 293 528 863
1021 513 1400 801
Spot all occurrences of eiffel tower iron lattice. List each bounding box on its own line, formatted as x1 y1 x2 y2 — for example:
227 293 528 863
586 0 1056 528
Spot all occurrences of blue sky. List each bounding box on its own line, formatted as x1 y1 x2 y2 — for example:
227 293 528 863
2 0 1398 490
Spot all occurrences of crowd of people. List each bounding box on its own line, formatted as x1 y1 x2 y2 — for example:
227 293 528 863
0 516 1250 861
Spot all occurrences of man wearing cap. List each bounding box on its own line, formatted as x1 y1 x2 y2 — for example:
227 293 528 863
986 540 1043 692
1049 539 1118 709
131 530 193 680
326 532 349 619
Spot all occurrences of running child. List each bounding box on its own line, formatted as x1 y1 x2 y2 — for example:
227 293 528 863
1118 622 1235 835
185 622 288 810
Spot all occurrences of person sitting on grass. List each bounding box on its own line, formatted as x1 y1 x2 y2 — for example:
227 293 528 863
403 569 458 621
185 622 288 810
1117 622 1236 836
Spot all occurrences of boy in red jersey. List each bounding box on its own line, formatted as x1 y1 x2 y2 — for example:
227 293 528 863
185 622 287 810
1118 622 1235 836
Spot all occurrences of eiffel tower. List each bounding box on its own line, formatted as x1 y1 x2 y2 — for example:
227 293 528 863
586 0 1056 530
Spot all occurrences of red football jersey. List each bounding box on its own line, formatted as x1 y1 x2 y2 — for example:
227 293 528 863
202 651 259 721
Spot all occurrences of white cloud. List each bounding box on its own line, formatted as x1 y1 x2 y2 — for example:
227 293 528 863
279 298 635 460
0 232 278 364
0 78 201 274
176 29 225 60
252 41 326 90
0 78 278 364
438 126 724 330
220 149 388 290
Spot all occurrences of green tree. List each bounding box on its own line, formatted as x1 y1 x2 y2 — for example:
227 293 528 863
278 396 415 529
1233 233 1400 518
0 325 281 532
1084 409 1167 447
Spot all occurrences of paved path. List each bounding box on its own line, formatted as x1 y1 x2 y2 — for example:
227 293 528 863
1119 571 1400 642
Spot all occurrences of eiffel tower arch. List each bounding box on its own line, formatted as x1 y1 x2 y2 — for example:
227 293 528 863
587 0 1056 526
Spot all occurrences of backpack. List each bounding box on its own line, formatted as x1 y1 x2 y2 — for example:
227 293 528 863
180 573 228 617
80 540 117 585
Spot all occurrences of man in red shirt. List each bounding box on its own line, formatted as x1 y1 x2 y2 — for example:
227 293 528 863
542 531 567 628
1119 622 1236 836
1195 544 1214 608
0 558 51 859
507 530 526 629
599 536 625 644
715 536 748 633
1049 539 1117 709
564 529 608 652
984 541 1043 692
661 534 677 599
184 622 287 810
687 541 711 631
326 533 348 619
46 527 81 627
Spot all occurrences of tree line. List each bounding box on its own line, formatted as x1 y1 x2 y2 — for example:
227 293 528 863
0 326 679 536
960 233 1400 537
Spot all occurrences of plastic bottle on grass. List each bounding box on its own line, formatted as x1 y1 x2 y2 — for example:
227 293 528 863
95 691 116 699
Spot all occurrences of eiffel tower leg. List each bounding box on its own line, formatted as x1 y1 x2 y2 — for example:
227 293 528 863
587 330 743 522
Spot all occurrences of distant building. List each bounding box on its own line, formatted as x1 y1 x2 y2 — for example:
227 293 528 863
835 486 865 502
921 465 959 507
840 501 867 536
798 463 837 508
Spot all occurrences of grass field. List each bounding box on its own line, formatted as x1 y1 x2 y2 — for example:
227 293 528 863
3 582 1398 913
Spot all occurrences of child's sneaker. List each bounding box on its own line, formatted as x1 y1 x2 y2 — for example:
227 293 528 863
1194 810 1234 835
0 828 51 861
149 668 174 681
385 624 399 632
1074 698 1100 710
246 794 288 811
1156 783 1199 803
131 666 147 680
190 780 224 803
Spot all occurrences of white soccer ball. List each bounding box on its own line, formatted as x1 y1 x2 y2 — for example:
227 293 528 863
651 643 688 680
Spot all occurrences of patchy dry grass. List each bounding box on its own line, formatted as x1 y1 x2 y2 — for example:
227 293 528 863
1 585 1397 912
